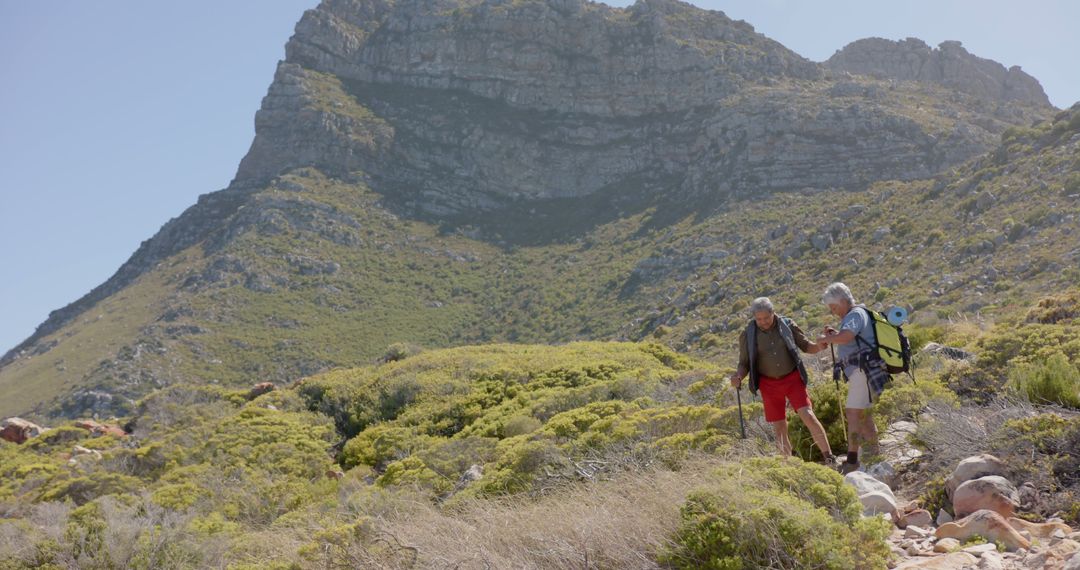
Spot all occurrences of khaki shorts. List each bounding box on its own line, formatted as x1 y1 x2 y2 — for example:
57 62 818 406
845 367 873 409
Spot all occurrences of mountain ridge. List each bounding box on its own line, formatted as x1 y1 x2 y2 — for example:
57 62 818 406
1 0 1066 419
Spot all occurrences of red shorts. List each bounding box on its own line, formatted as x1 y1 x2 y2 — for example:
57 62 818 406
758 369 812 422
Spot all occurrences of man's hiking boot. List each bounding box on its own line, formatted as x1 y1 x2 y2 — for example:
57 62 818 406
840 461 860 475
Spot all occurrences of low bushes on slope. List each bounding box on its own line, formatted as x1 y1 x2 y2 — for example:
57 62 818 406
662 456 892 570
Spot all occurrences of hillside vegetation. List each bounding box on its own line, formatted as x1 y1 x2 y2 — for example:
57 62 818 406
2 293 1079 568
2 104 1078 420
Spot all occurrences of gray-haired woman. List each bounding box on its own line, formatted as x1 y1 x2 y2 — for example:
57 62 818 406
817 282 880 473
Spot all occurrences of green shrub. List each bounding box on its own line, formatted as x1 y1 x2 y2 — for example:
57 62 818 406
378 342 422 363
920 476 952 518
1007 352 1080 409
1026 290 1080 324
38 472 142 505
874 377 959 427
993 413 1073 455
502 414 542 437
662 457 891 569
375 456 452 495
480 438 569 495
906 324 947 352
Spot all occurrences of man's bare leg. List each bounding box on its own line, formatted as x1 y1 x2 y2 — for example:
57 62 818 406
796 406 833 459
770 419 792 456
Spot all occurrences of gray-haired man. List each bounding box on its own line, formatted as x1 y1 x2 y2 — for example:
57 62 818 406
729 297 835 463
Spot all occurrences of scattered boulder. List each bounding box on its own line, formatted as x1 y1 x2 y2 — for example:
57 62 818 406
900 509 934 529
935 510 1031 551
867 461 898 489
961 542 996 555
975 549 1004 570
934 537 960 553
946 454 1008 499
810 233 833 252
1 417 46 444
894 551 977 569
1023 539 1080 569
845 470 894 498
844 471 899 519
859 491 900 518
953 475 1020 519
1008 517 1073 539
248 382 276 399
1065 555 1080 570
937 509 954 526
904 525 931 539
459 464 483 485
69 445 103 465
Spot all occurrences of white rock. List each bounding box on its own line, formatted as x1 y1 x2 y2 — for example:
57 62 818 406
1063 549 1080 570
859 490 899 517
962 543 997 555
1023 538 1080 569
977 550 1004 570
845 471 899 518
867 461 898 489
894 551 977 569
934 537 960 553
905 526 931 539
845 470 895 499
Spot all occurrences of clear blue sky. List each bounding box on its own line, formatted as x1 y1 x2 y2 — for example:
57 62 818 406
2 0 1078 354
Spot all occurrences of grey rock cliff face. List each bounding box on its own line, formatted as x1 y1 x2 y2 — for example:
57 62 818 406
286 0 821 116
825 37 1050 107
234 0 1051 217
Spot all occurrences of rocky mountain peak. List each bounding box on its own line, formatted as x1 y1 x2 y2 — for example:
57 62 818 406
282 0 819 117
825 37 1051 107
234 0 1052 220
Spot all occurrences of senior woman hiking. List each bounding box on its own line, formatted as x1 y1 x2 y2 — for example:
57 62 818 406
728 297 836 464
816 282 882 474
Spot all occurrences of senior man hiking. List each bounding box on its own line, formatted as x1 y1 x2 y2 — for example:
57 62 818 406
817 282 882 474
729 297 835 464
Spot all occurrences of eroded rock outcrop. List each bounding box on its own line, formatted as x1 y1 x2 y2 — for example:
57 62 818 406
935 509 1031 551
234 0 1052 218
826 37 1050 106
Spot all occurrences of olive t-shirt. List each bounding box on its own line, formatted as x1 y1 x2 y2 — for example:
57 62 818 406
737 319 813 379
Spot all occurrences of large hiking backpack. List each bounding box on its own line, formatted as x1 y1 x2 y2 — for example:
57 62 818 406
856 306 914 377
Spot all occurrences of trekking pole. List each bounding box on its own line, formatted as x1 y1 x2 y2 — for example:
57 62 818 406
831 344 847 437
736 383 747 440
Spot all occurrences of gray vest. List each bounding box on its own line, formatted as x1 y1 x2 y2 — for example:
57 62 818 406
745 315 809 394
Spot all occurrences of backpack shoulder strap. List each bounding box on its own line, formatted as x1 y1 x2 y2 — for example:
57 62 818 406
851 305 876 350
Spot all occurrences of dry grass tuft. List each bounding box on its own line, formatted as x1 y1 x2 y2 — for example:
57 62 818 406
330 449 757 569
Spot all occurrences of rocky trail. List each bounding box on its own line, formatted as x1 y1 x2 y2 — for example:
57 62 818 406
849 421 1080 569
